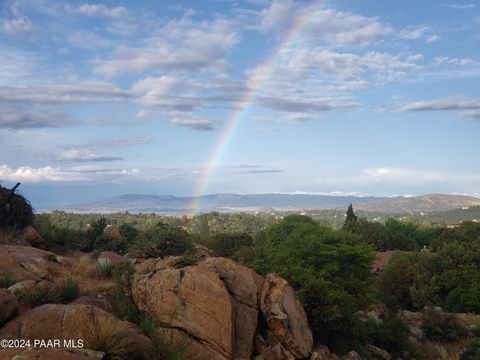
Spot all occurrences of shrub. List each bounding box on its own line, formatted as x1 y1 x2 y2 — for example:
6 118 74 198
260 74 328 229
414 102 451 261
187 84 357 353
206 232 253 258
56 277 79 303
85 319 133 360
421 308 468 342
99 260 115 278
0 183 34 232
462 338 480 360
22 284 59 307
0 272 15 288
129 225 194 259
352 314 412 356
43 253 58 262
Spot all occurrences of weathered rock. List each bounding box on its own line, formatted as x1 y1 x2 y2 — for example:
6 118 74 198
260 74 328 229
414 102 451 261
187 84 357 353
133 266 234 359
365 345 391 360
23 226 46 249
0 245 63 282
72 295 114 314
0 288 19 326
256 343 296 360
342 351 362 360
0 304 152 360
7 279 37 296
310 344 339 360
97 251 125 266
134 256 183 274
199 257 264 359
0 348 105 360
260 273 313 359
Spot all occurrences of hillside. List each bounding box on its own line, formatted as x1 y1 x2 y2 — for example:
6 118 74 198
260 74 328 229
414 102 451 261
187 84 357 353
357 193 480 213
64 193 390 214
63 193 480 215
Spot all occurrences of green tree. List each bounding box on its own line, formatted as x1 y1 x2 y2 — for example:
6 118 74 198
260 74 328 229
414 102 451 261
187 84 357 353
343 204 357 231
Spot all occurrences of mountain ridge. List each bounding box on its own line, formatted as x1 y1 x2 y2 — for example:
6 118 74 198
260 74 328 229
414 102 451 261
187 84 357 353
62 193 480 215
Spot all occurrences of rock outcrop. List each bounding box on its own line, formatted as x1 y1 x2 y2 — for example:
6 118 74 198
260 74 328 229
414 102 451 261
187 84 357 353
260 274 313 359
0 304 153 360
132 256 313 360
0 348 105 360
0 289 19 326
97 251 125 265
0 245 63 282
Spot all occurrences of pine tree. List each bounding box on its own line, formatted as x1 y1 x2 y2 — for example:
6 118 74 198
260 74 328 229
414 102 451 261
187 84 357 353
343 203 357 230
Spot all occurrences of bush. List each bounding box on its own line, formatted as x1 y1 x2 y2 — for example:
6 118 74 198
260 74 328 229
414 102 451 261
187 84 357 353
129 225 194 259
352 314 412 356
56 277 79 303
0 184 34 232
85 318 133 360
206 232 253 258
422 308 468 342
99 260 115 278
462 338 480 360
257 215 376 350
22 284 59 307
0 272 15 288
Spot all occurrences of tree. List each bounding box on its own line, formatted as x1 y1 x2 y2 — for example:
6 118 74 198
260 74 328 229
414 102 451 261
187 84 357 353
343 204 357 231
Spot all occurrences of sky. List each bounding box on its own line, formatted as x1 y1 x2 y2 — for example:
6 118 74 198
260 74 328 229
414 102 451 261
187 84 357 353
0 0 480 209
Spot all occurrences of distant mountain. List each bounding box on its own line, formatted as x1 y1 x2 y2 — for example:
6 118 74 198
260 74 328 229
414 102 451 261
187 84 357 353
357 194 480 213
64 193 391 214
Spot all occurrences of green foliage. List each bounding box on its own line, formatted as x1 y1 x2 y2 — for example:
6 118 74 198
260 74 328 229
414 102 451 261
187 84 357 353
129 224 194 259
206 232 253 258
118 223 139 245
462 338 480 360
257 215 376 348
343 204 357 231
56 277 79 303
421 308 468 342
378 252 417 310
0 184 34 232
99 260 115 278
0 272 15 288
22 284 59 307
352 314 412 356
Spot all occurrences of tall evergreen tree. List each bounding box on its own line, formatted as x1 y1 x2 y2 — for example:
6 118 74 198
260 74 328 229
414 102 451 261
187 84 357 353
343 204 357 230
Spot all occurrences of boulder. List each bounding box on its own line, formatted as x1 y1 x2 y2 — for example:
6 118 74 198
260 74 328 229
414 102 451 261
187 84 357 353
97 251 125 266
199 257 264 359
133 266 234 359
310 344 339 360
0 245 63 282
23 226 46 249
260 273 313 359
0 348 105 360
0 304 152 360
365 345 391 360
7 279 37 297
0 288 19 326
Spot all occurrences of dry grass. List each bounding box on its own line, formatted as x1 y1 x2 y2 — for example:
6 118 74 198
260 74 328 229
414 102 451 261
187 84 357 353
60 253 114 296
84 318 135 360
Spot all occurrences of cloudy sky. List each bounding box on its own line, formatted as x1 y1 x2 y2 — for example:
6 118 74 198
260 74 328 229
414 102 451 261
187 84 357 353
1 0 479 208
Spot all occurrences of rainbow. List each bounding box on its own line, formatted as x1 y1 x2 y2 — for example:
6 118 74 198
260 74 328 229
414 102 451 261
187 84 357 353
190 0 328 215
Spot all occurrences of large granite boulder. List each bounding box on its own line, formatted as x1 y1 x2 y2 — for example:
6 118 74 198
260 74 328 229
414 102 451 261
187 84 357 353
0 348 104 360
0 245 63 282
0 304 152 360
260 273 313 359
0 288 19 326
133 265 234 359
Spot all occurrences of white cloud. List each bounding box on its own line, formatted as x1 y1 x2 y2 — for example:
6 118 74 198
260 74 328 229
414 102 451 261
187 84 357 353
59 149 123 163
1 1 33 34
434 56 477 66
259 1 391 48
170 117 216 131
400 96 480 112
94 18 239 77
0 165 80 182
399 25 441 43
441 3 475 9
66 3 128 18
0 104 73 129
0 81 132 105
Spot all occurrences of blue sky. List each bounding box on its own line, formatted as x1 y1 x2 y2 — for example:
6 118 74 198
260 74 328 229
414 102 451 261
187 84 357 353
0 0 479 208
